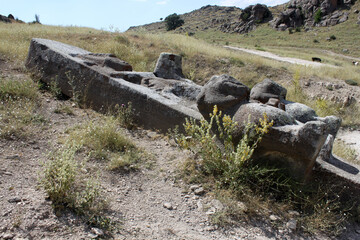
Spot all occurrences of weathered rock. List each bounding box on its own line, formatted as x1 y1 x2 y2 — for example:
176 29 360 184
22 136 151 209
196 74 250 118
250 78 287 104
271 0 354 30
154 53 184 80
25 38 202 132
197 77 341 180
285 102 317 123
220 4 272 34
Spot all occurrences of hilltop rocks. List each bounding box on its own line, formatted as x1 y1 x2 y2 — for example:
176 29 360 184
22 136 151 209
220 4 272 34
0 14 11 23
197 77 341 180
270 0 354 30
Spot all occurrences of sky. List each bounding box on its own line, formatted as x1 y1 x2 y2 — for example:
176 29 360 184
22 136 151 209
1 0 288 32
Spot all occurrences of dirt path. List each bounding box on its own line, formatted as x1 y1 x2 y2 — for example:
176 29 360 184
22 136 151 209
224 46 336 68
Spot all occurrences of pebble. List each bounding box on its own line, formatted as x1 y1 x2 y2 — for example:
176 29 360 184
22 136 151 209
206 207 216 215
190 185 201 191
288 210 300 216
8 197 22 203
194 187 205 196
3 233 15 239
356 229 360 234
286 219 297 231
269 215 279 221
90 227 104 237
163 202 173 210
4 172 13 176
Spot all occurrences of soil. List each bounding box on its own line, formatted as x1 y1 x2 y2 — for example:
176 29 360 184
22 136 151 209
1 59 360 240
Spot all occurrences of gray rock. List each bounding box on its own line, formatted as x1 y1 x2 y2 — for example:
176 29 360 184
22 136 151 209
196 74 250 118
25 38 202 133
90 227 104 237
3 233 15 239
154 53 184 80
250 78 287 104
163 202 173 210
8 197 21 203
286 219 297 230
194 187 205 195
270 215 279 221
285 102 317 123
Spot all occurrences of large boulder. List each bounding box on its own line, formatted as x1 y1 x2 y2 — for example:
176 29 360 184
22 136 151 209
250 78 287 104
154 53 185 80
25 38 202 132
196 74 250 118
197 77 341 180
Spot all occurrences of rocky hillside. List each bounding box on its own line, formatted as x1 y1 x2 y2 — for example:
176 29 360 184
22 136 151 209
128 0 357 34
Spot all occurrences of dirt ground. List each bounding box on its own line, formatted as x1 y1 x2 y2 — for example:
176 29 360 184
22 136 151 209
1 59 360 240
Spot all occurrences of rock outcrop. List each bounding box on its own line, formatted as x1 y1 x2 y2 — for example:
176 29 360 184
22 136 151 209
220 4 272 34
270 0 354 30
0 14 11 23
25 38 202 132
197 76 341 180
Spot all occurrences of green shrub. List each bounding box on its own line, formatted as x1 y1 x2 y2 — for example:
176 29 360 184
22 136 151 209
313 39 319 43
113 102 136 129
66 117 134 160
164 13 184 31
178 105 273 189
295 27 301 32
330 35 336 40
41 146 111 229
345 79 358 86
314 9 322 23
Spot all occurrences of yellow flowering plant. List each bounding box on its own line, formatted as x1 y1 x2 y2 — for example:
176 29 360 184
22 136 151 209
178 105 273 188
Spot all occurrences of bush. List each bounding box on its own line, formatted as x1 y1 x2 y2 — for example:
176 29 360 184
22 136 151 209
177 105 273 189
314 9 322 23
345 79 358 86
165 13 184 31
330 35 336 40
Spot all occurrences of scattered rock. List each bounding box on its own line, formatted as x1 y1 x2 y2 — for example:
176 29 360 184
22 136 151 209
194 187 205 196
163 202 173 210
90 227 104 237
8 197 22 203
288 210 300 216
286 219 297 231
270 215 279 221
3 233 15 239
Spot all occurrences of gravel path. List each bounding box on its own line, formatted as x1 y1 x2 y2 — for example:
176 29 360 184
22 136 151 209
225 46 336 68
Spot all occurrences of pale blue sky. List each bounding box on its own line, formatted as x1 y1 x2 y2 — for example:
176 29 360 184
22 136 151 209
1 0 288 31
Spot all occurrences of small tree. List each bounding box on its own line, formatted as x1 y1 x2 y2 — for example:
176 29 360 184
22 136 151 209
314 9 322 23
165 13 184 31
34 14 40 24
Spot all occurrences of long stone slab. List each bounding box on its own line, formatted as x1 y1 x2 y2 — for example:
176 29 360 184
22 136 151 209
25 38 201 132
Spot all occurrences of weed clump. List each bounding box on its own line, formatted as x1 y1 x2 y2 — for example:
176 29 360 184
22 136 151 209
41 146 112 230
0 77 45 139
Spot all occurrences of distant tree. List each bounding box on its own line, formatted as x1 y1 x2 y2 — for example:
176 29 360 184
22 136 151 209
164 13 184 31
34 14 40 24
160 18 163 21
